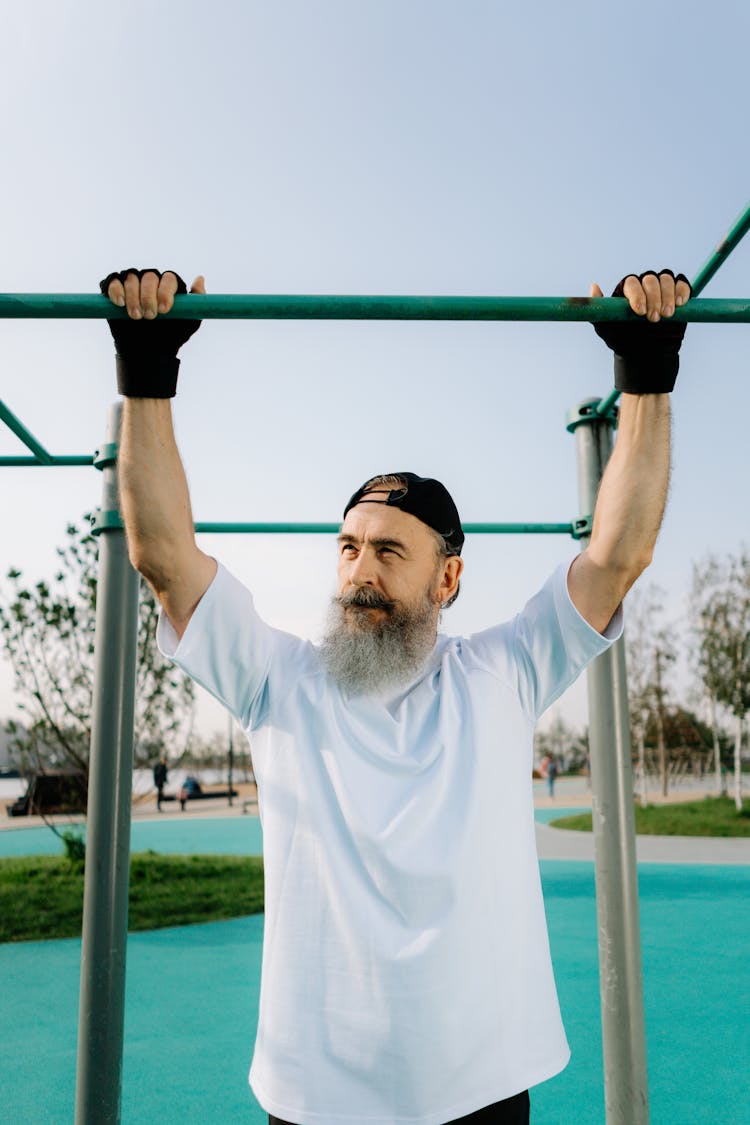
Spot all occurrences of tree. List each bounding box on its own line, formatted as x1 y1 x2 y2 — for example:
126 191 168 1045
641 704 721 781
624 583 676 804
691 551 750 811
691 556 730 797
0 516 195 780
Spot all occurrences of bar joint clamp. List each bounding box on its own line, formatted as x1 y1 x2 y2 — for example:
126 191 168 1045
566 397 618 433
572 515 593 540
93 442 118 471
90 508 124 536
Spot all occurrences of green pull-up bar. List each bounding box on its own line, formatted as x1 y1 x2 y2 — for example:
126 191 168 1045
0 293 749 321
3 200 749 321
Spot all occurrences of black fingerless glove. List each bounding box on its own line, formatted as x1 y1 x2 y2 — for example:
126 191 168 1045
593 270 691 394
99 268 201 397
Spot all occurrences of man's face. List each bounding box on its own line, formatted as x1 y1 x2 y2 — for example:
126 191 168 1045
336 494 453 627
321 495 463 693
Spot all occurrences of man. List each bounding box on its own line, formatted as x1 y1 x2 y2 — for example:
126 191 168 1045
101 266 690 1125
153 754 168 811
543 754 557 800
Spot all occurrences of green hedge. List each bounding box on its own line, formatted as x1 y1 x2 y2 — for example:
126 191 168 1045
551 796 750 836
0 852 264 943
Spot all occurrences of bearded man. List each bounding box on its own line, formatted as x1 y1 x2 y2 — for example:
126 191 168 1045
101 266 690 1125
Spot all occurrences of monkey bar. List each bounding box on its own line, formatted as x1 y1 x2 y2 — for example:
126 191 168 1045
1 196 749 1125
0 293 749 322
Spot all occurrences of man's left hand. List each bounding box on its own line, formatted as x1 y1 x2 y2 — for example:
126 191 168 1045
592 269 692 394
590 269 691 321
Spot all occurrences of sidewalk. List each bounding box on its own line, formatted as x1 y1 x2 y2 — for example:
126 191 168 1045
0 782 259 833
535 819 750 865
4 777 748 867
534 776 750 864
532 772 734 810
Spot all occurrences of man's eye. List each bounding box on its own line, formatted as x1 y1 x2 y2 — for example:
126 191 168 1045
342 544 357 555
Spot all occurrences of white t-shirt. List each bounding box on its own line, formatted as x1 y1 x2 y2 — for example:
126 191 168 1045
158 559 621 1125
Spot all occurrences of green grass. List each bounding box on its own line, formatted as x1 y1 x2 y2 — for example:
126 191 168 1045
551 796 750 837
0 852 265 944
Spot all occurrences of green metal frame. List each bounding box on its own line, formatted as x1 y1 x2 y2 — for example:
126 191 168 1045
2 195 749 503
1 397 591 535
2 198 747 1125
0 400 92 466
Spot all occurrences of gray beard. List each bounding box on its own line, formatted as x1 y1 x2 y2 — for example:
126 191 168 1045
320 587 439 695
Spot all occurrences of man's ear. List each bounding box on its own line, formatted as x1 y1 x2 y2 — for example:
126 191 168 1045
440 556 463 604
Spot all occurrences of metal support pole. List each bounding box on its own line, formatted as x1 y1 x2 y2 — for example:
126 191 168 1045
567 397 649 1125
75 403 140 1125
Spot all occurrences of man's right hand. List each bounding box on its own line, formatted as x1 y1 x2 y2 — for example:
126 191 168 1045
107 267 218 636
99 268 205 398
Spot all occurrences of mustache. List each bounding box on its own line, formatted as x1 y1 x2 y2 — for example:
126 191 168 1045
337 587 396 613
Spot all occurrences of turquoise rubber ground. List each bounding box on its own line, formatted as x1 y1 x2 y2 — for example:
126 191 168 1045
0 814 266 859
0 807 580 859
1 817 748 1123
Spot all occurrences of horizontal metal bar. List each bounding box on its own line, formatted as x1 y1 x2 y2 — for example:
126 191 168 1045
193 521 576 535
2 294 750 322
0 400 54 464
0 455 94 466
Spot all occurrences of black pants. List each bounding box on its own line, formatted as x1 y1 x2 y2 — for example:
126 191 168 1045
270 1089 530 1124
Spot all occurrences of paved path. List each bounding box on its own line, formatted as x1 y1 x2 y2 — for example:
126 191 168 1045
536 819 750 864
4 774 749 865
532 775 750 865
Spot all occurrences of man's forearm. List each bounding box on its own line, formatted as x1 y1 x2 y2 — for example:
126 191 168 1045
119 398 197 581
588 393 671 579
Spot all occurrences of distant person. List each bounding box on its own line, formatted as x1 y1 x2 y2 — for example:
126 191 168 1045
153 755 168 811
178 775 202 811
546 755 558 799
102 265 689 1125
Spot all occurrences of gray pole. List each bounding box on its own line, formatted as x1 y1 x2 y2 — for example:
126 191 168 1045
567 397 649 1125
228 713 234 808
75 403 140 1125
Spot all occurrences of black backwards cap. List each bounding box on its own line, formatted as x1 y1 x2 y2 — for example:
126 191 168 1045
343 472 464 555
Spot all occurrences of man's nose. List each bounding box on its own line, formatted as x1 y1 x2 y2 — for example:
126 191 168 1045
349 550 377 586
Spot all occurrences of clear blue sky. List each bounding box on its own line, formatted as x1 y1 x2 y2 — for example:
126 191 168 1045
1 0 748 737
